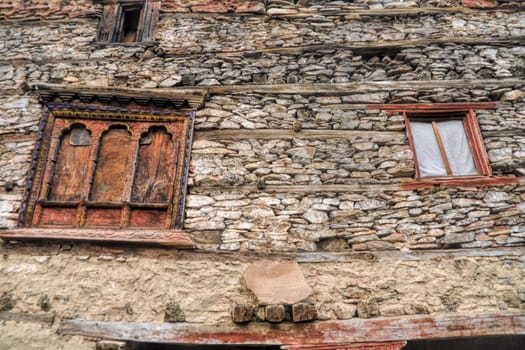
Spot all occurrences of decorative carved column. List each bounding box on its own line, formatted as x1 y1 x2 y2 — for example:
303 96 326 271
283 341 407 350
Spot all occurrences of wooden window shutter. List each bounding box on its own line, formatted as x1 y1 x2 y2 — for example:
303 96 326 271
97 4 123 42
136 0 160 42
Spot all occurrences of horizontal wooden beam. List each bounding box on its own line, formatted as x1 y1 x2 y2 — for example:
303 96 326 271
0 228 195 248
206 79 525 95
59 312 525 345
0 311 54 325
195 129 406 142
268 6 523 19
25 79 525 99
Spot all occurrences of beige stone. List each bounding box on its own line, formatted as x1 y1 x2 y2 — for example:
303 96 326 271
243 261 312 305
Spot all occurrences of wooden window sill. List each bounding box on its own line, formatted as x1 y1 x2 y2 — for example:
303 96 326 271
401 176 519 190
0 228 194 248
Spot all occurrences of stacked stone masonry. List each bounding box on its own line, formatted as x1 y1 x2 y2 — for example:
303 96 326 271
0 0 524 348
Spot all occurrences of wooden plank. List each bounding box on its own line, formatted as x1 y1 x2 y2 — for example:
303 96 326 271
372 103 497 111
431 121 453 176
0 228 194 248
58 312 525 345
188 183 403 193
49 125 91 202
90 128 131 202
132 128 174 203
0 312 54 325
195 130 406 143
30 79 523 98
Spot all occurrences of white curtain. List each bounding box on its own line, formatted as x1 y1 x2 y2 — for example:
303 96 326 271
411 120 477 177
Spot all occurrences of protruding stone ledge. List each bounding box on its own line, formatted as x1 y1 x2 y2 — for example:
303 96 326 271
0 228 195 248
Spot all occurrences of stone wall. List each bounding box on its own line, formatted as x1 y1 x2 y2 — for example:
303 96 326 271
0 0 524 348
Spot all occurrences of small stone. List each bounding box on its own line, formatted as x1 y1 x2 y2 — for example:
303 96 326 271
292 303 317 322
164 301 185 322
0 293 15 312
37 294 51 311
96 341 126 350
265 304 286 323
231 304 254 323
439 232 475 246
303 208 329 224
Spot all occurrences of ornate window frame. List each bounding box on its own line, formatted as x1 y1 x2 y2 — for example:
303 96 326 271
0 87 206 247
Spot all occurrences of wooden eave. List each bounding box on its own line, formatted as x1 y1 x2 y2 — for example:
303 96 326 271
30 83 208 111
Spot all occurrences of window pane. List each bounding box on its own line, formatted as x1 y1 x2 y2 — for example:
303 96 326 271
410 121 447 177
90 127 131 202
131 127 174 203
436 120 478 176
48 125 91 201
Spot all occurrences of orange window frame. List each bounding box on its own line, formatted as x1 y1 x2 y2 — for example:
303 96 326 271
404 109 492 179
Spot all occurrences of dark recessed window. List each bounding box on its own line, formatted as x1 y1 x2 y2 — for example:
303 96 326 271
97 0 160 43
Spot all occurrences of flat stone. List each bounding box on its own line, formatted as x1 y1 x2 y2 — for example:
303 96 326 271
244 261 312 305
303 208 329 224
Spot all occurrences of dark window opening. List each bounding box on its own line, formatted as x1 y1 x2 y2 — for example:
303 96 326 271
97 1 160 43
122 8 142 42
405 335 525 350
128 344 281 350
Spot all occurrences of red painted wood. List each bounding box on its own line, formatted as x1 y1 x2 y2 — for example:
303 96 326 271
132 127 174 204
49 125 91 202
90 127 132 203
0 228 194 247
129 209 166 228
39 207 77 226
401 176 519 190
85 208 122 227
56 312 525 345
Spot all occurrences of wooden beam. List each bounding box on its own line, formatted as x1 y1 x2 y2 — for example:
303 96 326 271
0 312 54 325
205 79 524 95
0 228 195 248
195 129 406 143
59 312 525 345
27 79 524 98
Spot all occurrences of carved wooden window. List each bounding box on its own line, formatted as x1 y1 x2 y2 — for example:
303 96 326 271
97 0 160 43
25 105 192 230
405 110 491 179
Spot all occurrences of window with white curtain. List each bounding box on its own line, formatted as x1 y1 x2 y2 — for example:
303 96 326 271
405 110 491 179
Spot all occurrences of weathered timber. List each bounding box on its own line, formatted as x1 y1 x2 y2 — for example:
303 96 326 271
206 79 525 95
58 312 525 345
29 83 207 110
0 311 55 325
195 130 406 143
188 177 519 194
29 79 524 98
268 7 518 19
164 37 525 58
372 102 497 111
0 228 195 248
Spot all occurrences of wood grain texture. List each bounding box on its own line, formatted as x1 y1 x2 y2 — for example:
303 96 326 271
90 127 132 203
48 125 91 202
0 228 194 247
57 312 525 345
132 127 174 203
